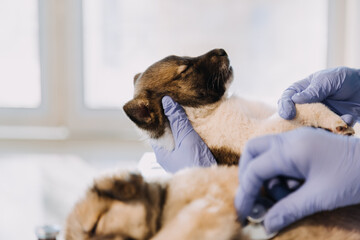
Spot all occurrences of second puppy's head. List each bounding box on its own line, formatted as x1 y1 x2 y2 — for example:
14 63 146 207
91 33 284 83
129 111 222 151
123 48 233 146
65 172 166 240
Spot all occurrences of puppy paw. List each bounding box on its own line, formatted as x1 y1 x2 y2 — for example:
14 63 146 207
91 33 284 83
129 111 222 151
319 121 354 136
295 103 355 136
335 124 355 136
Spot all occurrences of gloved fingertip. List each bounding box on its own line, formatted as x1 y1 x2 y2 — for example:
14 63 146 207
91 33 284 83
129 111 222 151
278 109 295 120
264 185 312 234
264 214 284 234
341 114 356 127
278 100 296 120
162 96 176 111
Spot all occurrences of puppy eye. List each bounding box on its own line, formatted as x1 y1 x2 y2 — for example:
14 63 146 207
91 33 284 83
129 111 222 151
177 65 188 75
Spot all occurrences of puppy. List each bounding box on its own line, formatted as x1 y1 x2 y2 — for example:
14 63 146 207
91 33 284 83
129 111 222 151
123 48 354 165
65 49 360 239
65 167 247 240
65 167 360 240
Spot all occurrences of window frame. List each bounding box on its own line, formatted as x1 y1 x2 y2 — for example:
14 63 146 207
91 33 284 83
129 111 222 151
63 0 137 140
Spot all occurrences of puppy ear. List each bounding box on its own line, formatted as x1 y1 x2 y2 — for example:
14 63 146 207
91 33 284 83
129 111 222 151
133 72 142 85
177 65 188 74
123 98 152 126
92 173 144 201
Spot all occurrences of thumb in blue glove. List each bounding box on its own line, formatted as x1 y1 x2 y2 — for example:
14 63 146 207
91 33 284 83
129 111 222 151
235 127 360 233
278 67 360 126
151 96 217 173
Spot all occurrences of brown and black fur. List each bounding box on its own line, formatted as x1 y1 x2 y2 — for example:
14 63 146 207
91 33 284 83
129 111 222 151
211 147 240 165
123 49 232 140
65 172 168 240
124 49 238 164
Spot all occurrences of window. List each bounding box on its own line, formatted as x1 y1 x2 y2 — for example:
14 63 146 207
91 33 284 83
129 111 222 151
0 0 41 108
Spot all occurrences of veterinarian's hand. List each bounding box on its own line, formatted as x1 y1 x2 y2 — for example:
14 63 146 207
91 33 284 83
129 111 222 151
152 96 217 173
278 67 360 125
234 127 360 233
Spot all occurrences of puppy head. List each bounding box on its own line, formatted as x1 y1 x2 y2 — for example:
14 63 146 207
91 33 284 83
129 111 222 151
65 172 165 240
123 48 233 141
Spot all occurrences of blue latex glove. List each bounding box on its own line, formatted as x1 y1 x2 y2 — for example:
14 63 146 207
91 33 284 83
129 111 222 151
235 127 360 233
152 96 217 173
278 67 360 126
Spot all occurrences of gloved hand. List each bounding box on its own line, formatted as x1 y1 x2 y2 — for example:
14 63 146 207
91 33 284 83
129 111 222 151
234 127 360 233
278 67 360 125
152 96 217 173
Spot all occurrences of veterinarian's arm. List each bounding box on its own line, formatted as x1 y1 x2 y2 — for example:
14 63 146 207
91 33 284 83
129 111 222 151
234 127 360 233
152 96 217 173
278 67 360 125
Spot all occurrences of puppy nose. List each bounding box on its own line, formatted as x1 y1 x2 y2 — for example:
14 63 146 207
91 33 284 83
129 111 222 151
214 48 227 56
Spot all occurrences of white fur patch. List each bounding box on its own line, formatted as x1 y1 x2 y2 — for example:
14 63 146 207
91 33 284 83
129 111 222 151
224 73 234 97
149 126 175 151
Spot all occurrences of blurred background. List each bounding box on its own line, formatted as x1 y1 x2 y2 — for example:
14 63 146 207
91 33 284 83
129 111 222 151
0 0 359 239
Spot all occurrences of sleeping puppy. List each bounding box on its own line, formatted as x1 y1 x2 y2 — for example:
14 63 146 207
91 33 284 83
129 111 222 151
65 167 246 240
65 49 359 240
123 48 354 165
65 167 360 240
